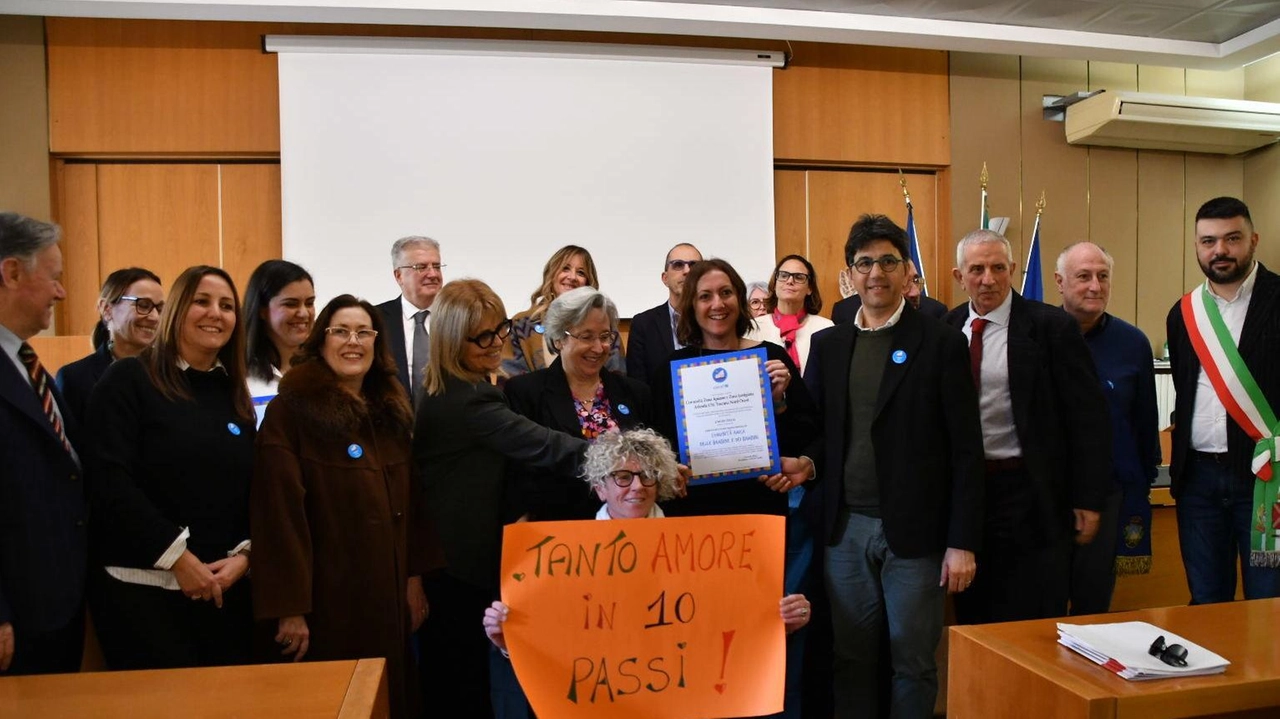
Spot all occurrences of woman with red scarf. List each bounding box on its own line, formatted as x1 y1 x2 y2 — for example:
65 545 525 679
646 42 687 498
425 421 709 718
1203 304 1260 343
749 254 833 376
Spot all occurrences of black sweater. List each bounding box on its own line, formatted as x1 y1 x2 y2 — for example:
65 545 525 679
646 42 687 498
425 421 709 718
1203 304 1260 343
85 357 255 567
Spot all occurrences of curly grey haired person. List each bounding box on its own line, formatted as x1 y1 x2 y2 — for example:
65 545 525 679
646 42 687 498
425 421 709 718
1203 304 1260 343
580 428 680 502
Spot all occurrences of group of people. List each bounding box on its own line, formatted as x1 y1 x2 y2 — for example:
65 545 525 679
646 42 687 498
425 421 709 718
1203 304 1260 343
0 194 1275 719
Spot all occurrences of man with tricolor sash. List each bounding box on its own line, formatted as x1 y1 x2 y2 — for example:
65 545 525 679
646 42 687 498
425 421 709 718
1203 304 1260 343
1166 196 1280 604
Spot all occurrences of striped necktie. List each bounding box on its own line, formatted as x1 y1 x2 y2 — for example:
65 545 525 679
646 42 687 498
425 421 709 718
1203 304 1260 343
18 342 72 454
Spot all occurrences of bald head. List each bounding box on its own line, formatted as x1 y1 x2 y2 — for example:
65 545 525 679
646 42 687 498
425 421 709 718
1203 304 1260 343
1054 241 1113 331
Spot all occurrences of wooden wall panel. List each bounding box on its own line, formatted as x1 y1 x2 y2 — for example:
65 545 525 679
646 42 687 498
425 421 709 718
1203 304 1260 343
1086 149 1139 325
220 163 283 297
948 53 1020 303
96 165 221 292
804 169 937 318
1136 153 1184 355
47 20 280 155
773 169 808 266
1184 155 1244 292
0 16 52 220
54 163 103 336
1020 58 1089 307
1185 68 1244 100
1244 54 1280 272
773 44 949 166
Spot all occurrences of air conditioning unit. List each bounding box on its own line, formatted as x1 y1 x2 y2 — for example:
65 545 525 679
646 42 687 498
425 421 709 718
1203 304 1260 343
1064 91 1280 155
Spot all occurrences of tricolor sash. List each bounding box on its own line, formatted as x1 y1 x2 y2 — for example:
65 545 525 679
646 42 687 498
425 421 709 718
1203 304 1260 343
1181 285 1280 567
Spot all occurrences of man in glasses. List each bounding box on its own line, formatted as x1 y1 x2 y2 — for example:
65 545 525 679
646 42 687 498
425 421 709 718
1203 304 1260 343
377 235 445 406
831 259 948 325
803 214 983 718
943 229 1112 626
625 242 702 384
0 213 86 676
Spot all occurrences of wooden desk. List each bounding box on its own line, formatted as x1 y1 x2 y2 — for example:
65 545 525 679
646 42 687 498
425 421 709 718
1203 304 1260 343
948 599 1280 719
0 658 389 718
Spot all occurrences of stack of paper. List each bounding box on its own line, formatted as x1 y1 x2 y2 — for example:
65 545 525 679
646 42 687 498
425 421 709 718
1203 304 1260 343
1056 621 1230 681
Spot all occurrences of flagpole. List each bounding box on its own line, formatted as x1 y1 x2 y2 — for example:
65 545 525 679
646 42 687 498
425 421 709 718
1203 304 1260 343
898 170 929 298
980 162 990 231
1021 191 1046 300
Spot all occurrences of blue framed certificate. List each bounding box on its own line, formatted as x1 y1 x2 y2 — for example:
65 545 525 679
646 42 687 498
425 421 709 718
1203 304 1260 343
670 346 781 484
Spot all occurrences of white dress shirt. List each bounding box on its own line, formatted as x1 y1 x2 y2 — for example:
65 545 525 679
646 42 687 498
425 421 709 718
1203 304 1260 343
1190 261 1259 453
962 291 1023 460
401 295 432 375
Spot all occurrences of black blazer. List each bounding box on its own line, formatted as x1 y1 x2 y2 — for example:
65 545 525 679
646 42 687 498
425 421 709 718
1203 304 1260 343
414 376 587 590
1166 263 1280 498
831 294 949 325
376 298 412 399
803 306 985 558
0 347 87 635
944 293 1113 537
55 342 113 429
504 357 653 520
625 302 675 382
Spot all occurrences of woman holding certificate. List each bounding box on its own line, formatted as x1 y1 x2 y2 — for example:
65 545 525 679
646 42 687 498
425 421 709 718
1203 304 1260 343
503 286 652 521
85 265 255 670
413 278 588 715
651 258 819 518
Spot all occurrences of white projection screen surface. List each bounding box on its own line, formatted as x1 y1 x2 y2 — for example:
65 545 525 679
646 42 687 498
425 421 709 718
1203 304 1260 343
272 39 780 318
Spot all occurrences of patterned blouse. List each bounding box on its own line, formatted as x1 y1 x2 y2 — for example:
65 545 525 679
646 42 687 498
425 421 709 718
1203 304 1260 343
574 383 619 440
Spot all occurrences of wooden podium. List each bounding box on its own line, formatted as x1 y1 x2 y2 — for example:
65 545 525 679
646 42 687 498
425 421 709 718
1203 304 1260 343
0 658 388 718
948 598 1280 718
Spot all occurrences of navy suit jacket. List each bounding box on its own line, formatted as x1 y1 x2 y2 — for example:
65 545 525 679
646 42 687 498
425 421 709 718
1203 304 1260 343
0 349 87 634
944 293 1113 538
377 298 412 399
625 301 674 384
831 294 949 325
1166 263 1280 498
802 306 985 557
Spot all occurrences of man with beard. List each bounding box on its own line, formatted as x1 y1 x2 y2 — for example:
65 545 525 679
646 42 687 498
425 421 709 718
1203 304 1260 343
1166 196 1280 603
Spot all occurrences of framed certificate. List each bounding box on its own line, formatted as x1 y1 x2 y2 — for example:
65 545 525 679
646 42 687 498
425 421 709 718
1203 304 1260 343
670 346 781 483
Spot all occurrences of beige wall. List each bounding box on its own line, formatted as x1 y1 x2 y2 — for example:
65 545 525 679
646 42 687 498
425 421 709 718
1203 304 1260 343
0 15 51 220
1244 53 1280 274
950 54 1252 355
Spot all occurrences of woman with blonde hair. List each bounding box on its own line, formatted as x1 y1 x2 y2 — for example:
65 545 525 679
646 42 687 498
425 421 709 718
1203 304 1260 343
86 265 255 670
502 245 624 377
413 278 588 715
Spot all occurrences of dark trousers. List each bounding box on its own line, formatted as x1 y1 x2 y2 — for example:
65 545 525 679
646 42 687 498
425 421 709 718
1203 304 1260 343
954 467 1072 624
1069 486 1122 615
1 611 84 676
91 570 252 670
417 573 494 718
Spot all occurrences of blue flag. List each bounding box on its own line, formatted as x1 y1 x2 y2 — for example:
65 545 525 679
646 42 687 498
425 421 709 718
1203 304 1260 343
1021 213 1043 301
905 200 928 298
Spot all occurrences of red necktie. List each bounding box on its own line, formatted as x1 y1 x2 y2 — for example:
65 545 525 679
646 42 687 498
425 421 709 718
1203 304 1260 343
969 318 989 390
18 342 72 454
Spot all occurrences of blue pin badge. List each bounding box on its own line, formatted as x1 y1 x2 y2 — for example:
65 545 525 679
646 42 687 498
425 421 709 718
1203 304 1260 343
891 350 907 365
617 404 631 416
534 323 544 334
226 422 241 436
347 443 364 459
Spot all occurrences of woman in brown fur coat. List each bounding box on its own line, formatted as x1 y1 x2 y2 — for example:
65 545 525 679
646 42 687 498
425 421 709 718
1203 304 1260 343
250 295 443 718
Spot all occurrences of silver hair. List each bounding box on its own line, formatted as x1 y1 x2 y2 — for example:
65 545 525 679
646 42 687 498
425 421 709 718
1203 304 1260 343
390 235 440 268
1055 241 1114 276
955 228 1013 268
544 286 619 344
745 281 769 298
0 213 61 268
581 428 680 501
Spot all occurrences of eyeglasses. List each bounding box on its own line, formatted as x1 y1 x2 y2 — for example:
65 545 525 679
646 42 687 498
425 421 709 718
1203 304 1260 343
851 256 905 274
608 469 657 488
118 296 164 316
396 263 446 274
908 276 926 287
1148 635 1189 667
467 319 513 349
564 329 616 347
748 298 767 309
325 327 379 343
667 259 699 272
775 269 811 285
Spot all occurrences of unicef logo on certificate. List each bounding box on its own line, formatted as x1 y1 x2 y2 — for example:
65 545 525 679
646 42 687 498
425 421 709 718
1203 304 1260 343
711 367 728 383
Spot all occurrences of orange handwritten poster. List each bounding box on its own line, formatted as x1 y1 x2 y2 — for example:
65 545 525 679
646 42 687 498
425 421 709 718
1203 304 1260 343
500 514 786 719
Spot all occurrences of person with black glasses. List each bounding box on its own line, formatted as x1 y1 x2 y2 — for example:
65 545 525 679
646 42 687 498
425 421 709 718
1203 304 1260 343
504 287 653 522
412 278 589 717
831 258 949 325
250 294 442 719
748 254 833 378
625 242 703 384
57 267 164 427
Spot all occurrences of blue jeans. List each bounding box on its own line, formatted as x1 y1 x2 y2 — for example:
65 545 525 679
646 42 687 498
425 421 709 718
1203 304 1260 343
1177 453 1280 604
824 509 943 719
